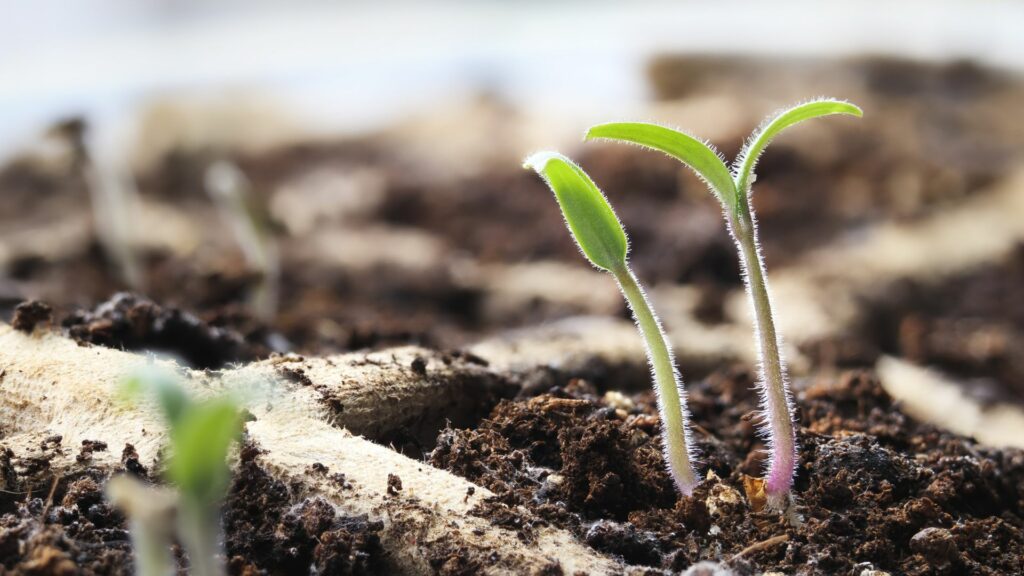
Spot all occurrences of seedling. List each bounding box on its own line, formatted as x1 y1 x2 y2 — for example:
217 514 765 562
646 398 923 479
105 475 177 576
524 152 699 495
116 367 246 576
585 99 861 510
204 160 280 321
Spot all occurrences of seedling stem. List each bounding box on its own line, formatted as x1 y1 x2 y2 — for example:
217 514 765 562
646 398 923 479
524 152 698 494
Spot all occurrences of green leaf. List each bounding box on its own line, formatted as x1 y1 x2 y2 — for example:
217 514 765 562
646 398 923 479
585 122 735 206
524 151 628 271
167 398 243 505
121 367 191 426
734 99 862 196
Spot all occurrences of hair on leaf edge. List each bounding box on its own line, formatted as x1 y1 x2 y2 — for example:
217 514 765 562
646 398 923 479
732 97 863 191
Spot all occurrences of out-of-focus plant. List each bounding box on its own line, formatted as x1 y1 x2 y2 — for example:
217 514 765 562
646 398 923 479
585 99 861 512
113 367 245 576
61 120 146 290
524 151 699 495
204 160 280 321
105 475 177 576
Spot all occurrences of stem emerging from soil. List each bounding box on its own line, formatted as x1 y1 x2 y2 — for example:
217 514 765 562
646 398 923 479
613 265 698 495
178 498 225 576
727 204 796 507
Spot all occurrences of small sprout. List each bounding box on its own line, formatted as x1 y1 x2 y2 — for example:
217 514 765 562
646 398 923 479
524 151 699 495
87 152 146 290
586 98 862 511
204 160 280 321
50 119 145 290
106 475 177 576
117 367 246 576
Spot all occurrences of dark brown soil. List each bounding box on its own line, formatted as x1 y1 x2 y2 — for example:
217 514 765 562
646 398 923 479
0 438 138 575
224 443 384 576
11 300 52 334
0 439 384 576
430 369 1024 575
62 292 263 369
809 242 1024 407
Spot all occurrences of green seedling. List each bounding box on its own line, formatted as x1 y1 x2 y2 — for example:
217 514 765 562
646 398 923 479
585 99 861 510
49 119 145 290
204 160 280 321
105 475 177 576
116 367 245 576
524 151 699 495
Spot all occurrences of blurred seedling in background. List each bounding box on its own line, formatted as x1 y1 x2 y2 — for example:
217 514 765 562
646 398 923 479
204 160 281 322
585 99 861 515
524 151 699 495
51 119 145 289
109 366 246 576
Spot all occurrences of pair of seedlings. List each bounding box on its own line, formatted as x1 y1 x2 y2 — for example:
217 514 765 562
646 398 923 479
525 99 862 510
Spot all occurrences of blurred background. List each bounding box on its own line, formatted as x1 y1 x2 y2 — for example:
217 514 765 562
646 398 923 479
2 0 1024 441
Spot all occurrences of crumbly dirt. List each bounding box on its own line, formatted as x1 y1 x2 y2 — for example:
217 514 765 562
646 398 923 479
808 242 1024 407
0 439 384 575
224 443 384 576
10 301 53 334
61 292 262 369
430 369 1024 575
0 443 137 574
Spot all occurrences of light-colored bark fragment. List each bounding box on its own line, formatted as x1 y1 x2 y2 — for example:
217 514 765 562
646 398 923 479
876 356 1024 449
0 326 631 575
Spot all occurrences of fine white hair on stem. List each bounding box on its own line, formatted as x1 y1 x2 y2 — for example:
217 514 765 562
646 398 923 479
724 205 798 504
614 266 699 494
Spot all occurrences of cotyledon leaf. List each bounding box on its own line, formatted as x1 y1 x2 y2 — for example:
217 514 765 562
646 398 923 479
523 151 628 272
585 122 735 207
734 99 863 196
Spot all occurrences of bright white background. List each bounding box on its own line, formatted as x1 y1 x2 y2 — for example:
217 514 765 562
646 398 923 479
1 0 1021 159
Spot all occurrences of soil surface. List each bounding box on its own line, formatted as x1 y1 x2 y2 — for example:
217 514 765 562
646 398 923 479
5 57 1023 361
431 368 1024 575
0 438 385 575
2 56 1024 574
808 242 1024 407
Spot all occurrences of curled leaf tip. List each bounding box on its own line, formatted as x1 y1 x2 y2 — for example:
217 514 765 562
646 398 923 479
522 151 563 172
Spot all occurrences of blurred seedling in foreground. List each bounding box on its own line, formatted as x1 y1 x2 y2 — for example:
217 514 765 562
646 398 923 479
204 160 281 322
586 98 861 514
109 366 246 576
524 151 699 495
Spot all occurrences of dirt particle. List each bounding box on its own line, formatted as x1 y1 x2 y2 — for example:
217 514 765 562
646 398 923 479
76 440 108 463
411 356 428 376
120 444 147 478
62 292 257 369
910 527 958 567
278 366 312 387
584 519 662 566
387 473 403 495
11 300 53 333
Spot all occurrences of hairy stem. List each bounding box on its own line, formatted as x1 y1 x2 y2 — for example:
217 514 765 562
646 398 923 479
727 203 796 503
612 265 698 494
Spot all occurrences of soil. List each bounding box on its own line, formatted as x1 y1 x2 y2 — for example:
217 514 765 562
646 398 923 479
2 55 1024 573
431 368 1024 575
807 242 1024 407
0 439 385 575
